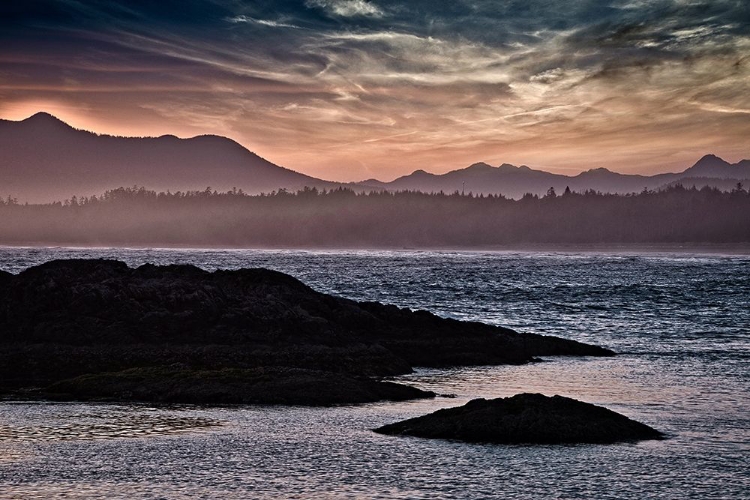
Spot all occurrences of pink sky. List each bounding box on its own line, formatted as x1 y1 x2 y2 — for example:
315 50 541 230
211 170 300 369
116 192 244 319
2 1 748 181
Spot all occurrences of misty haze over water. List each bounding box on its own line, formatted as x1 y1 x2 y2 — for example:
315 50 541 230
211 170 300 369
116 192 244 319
1 185 749 248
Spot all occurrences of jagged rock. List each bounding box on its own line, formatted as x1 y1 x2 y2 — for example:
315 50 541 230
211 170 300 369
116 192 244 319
374 393 664 444
0 260 614 405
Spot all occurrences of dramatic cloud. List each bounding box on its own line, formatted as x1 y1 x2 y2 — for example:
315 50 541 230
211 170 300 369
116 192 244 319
306 0 385 18
1 0 748 181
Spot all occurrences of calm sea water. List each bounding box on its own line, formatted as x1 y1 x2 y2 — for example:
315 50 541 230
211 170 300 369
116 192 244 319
0 247 748 499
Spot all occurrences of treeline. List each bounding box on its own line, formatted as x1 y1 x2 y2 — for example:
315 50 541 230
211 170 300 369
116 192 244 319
1 184 749 247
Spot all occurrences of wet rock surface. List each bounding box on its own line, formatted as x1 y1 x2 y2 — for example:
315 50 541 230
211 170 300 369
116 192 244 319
0 260 614 405
374 393 664 444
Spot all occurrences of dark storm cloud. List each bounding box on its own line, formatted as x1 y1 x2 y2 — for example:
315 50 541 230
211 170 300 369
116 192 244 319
1 1 748 180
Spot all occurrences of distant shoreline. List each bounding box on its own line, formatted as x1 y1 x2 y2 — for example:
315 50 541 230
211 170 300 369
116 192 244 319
3 186 748 250
2 243 749 256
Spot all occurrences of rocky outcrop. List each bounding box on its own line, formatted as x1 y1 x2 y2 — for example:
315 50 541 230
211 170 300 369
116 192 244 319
0 260 615 405
374 393 664 444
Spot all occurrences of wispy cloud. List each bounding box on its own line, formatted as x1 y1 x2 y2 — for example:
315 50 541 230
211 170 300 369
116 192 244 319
0 0 748 181
226 15 301 29
305 0 384 18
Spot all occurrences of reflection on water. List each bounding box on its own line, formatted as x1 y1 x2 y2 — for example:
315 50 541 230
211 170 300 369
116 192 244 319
0 248 748 498
0 407 220 442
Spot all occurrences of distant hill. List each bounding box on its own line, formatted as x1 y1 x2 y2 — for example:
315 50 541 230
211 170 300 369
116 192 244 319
681 154 750 179
0 113 334 203
2 113 747 202
360 155 750 198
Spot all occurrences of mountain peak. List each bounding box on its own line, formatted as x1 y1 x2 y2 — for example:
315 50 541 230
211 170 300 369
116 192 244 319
0 113 330 203
683 154 733 176
465 162 494 171
456 161 495 175
20 112 74 130
580 167 615 175
496 163 520 172
698 153 722 161
23 111 66 123
691 154 730 168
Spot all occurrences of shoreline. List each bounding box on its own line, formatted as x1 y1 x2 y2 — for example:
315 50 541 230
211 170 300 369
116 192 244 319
2 242 750 256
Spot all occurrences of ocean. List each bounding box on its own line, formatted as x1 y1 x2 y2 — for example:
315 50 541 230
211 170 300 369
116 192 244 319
1 247 748 499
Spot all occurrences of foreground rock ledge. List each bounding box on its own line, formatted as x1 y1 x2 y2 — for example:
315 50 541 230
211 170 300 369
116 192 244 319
0 259 614 406
374 393 664 444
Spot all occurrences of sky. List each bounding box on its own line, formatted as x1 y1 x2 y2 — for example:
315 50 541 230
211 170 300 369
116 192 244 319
1 1 749 182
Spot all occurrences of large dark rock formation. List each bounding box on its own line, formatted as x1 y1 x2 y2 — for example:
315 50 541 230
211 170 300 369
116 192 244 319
0 260 614 405
374 393 664 444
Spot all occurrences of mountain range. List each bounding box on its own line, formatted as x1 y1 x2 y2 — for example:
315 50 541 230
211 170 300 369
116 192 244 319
361 156 750 198
1 113 748 202
0 112 335 203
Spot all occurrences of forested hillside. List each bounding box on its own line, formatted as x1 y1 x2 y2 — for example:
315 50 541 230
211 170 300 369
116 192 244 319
1 185 748 247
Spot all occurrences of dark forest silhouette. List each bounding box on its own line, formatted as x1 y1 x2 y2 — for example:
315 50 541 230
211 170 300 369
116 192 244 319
1 184 749 247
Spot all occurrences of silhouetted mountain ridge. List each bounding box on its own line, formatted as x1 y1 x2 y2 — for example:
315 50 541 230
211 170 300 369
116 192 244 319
681 154 748 179
21 111 71 128
0 113 336 203
1 113 747 201
364 154 749 198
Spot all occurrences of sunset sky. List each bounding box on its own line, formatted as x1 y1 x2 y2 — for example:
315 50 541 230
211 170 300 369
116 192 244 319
1 1 749 181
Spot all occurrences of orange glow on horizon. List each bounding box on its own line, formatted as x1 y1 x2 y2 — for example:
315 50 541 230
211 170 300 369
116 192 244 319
2 102 748 182
1 1 748 182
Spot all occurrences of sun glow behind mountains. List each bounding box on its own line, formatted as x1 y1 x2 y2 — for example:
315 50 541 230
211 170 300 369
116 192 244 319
1 1 748 181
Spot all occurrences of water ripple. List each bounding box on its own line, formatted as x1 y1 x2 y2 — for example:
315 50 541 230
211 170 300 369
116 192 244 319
0 248 748 498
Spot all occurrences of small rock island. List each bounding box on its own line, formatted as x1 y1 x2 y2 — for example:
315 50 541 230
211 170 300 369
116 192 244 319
375 393 664 444
0 260 614 405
